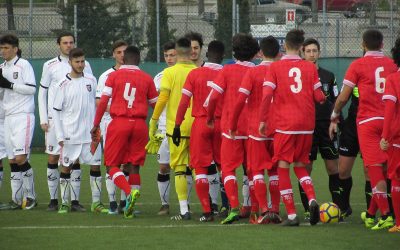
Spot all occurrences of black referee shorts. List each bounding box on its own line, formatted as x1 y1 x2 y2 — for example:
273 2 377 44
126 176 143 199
338 114 359 157
309 120 339 161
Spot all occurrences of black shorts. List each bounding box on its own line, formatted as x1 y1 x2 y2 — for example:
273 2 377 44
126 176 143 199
338 114 359 157
309 120 339 161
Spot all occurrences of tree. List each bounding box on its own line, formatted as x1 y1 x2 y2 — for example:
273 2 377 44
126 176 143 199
60 0 138 58
6 0 16 30
145 0 175 61
238 0 250 33
215 0 233 57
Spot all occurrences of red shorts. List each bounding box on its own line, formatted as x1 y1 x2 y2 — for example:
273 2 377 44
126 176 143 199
387 144 400 180
190 117 215 169
357 120 386 167
220 135 247 173
213 119 222 165
104 117 147 167
273 133 312 164
247 137 274 172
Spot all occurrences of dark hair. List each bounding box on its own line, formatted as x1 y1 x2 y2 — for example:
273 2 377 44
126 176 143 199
232 33 259 61
69 48 84 60
184 32 204 48
123 45 140 65
363 29 383 50
0 34 19 47
303 38 320 51
391 37 400 66
112 40 128 52
207 40 225 59
57 31 75 44
163 41 176 52
285 29 305 50
176 37 191 49
260 36 280 58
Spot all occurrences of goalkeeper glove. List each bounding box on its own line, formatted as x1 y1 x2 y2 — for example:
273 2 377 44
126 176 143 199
0 69 13 89
154 131 165 141
145 138 161 154
172 126 181 146
149 118 158 141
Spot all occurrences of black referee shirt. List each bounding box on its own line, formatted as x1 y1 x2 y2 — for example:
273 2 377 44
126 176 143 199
316 66 338 121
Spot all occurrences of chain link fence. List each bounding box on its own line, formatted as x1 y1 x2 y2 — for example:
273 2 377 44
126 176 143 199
1 0 399 60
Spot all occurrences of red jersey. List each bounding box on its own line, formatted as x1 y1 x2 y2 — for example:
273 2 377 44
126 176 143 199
382 71 400 143
182 63 223 117
264 55 321 133
104 65 158 119
343 51 397 125
239 61 273 138
210 61 255 137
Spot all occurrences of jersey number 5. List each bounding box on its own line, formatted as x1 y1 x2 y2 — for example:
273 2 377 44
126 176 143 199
124 83 136 108
375 67 385 93
289 67 302 93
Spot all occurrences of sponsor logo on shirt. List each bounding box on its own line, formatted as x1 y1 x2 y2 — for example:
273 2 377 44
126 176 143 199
86 84 92 92
13 72 18 79
15 148 24 152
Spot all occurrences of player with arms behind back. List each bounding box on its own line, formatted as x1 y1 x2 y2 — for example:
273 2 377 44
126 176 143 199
330 29 397 230
259 29 326 226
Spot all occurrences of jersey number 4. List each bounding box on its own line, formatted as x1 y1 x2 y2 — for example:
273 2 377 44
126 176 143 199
289 67 302 93
124 83 136 108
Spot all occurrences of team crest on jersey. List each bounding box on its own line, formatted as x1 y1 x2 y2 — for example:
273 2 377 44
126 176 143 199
322 83 328 92
13 72 18 79
48 146 53 152
64 157 69 164
86 84 92 92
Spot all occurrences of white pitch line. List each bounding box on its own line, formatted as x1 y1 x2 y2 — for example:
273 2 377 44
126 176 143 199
1 223 253 230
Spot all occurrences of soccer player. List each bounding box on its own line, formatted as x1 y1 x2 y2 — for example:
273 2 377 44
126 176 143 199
149 37 196 220
0 104 5 194
52 48 107 214
38 32 93 211
329 29 397 230
0 34 37 209
380 37 400 233
206 33 260 224
185 32 204 67
173 40 225 222
153 41 177 216
229 36 281 224
96 40 128 215
92 45 158 218
259 29 326 226
299 38 340 220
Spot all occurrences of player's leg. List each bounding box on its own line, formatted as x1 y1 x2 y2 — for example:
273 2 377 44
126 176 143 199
58 164 71 214
118 166 130 214
386 146 400 232
240 164 251 218
207 163 220 215
0 118 7 203
157 137 171 215
195 166 213 222
389 178 400 232
186 166 193 208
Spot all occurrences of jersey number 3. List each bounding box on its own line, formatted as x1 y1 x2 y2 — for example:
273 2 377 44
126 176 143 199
289 67 302 93
124 83 136 108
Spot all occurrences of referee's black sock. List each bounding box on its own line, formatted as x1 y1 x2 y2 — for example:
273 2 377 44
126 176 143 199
339 176 352 211
329 173 341 208
365 180 372 210
298 182 309 212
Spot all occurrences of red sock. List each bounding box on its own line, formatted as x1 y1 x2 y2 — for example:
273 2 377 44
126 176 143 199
109 167 131 196
294 166 316 202
278 167 296 216
249 182 259 213
128 173 140 186
267 168 280 213
391 179 400 226
195 172 211 213
222 172 239 209
253 173 268 213
367 196 378 215
368 165 390 215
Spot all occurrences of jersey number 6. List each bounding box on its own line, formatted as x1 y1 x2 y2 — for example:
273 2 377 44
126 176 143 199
124 83 136 108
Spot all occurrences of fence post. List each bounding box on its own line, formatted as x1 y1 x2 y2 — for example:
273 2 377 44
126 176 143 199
29 0 33 59
322 0 327 57
74 4 78 47
390 0 394 49
156 0 160 63
232 0 236 37
236 4 239 33
336 18 339 57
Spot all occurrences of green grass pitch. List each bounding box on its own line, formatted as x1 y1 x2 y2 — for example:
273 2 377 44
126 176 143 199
0 153 399 249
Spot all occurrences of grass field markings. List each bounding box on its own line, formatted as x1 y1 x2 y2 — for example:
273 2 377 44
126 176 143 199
0 223 254 230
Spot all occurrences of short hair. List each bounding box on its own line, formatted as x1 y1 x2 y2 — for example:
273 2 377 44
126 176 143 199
175 37 191 56
184 32 204 48
69 48 84 60
0 34 19 47
57 31 75 44
232 33 259 61
207 40 225 59
260 36 280 58
112 40 128 52
163 41 176 52
285 29 305 50
123 45 140 65
363 29 383 50
303 38 320 51
391 37 400 67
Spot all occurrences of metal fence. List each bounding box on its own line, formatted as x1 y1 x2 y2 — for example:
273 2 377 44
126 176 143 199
1 1 399 60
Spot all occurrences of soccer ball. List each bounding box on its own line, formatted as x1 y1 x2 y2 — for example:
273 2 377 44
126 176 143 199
319 202 341 223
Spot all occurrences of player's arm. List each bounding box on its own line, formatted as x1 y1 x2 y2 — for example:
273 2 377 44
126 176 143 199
52 86 65 147
259 84 274 136
93 87 111 128
381 77 397 151
38 63 51 131
204 72 225 127
0 64 36 95
96 73 111 112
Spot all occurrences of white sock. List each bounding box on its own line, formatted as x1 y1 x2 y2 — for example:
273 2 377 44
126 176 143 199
105 173 116 202
288 214 297 220
157 172 170 205
207 173 220 205
21 167 35 199
120 174 129 201
179 200 189 215
186 174 193 203
60 177 70 205
47 167 59 200
10 171 23 205
242 175 251 206
70 169 81 202
90 175 102 203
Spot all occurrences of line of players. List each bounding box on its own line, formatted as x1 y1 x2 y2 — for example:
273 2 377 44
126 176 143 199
0 29 399 232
